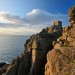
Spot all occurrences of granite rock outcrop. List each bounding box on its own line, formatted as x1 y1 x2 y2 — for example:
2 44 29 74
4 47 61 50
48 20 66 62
6 20 62 75
45 6 75 75
45 47 75 75
5 6 75 75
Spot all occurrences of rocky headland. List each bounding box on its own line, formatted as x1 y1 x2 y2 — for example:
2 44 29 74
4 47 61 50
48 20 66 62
1 6 75 75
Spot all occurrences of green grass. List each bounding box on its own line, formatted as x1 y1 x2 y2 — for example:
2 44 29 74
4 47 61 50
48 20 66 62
66 72 71 75
72 59 75 65
62 45 68 47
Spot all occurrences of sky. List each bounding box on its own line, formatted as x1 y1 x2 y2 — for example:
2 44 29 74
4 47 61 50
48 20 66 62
0 0 75 35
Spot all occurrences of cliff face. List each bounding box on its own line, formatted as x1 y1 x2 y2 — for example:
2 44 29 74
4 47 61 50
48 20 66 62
6 51 31 75
45 47 75 75
6 21 62 75
45 6 75 75
5 6 75 75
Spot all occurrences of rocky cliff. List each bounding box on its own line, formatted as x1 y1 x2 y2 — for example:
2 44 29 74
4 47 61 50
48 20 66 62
45 6 75 75
4 6 75 75
45 47 75 75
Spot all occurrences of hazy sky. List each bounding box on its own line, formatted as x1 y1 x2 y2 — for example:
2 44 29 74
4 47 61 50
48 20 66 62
0 0 75 35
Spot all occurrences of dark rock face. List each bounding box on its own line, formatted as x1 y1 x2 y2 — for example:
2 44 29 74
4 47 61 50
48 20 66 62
17 51 31 75
6 51 31 75
0 63 9 75
24 21 62 75
0 62 6 68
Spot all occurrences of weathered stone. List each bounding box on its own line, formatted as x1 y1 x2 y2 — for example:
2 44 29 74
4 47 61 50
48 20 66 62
69 42 74 47
73 41 75 46
6 51 31 75
6 65 17 75
68 6 75 17
68 6 75 24
32 39 37 49
30 49 48 75
67 36 73 42
32 49 36 63
6 20 62 75
73 24 75 27
37 38 50 50
45 47 75 75
54 42 61 49
17 51 31 75
71 28 75 38
47 26 54 33
64 26 69 32
53 21 62 27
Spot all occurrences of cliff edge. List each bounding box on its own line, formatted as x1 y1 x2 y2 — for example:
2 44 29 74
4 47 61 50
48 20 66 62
4 6 75 75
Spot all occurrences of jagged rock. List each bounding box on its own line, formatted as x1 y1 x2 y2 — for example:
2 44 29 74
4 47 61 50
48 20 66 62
71 28 75 38
68 6 75 17
6 65 17 75
6 51 31 75
67 36 73 42
45 47 75 75
47 26 54 33
68 6 75 24
59 22 75 46
17 51 31 75
5 20 62 75
73 24 75 27
45 6 75 75
0 62 8 75
5 6 75 75
30 49 48 75
54 42 61 49
28 20 62 75
73 41 75 46
0 63 6 68
32 39 37 49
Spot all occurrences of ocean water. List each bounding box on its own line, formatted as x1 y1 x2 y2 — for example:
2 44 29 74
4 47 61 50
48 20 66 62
0 35 30 63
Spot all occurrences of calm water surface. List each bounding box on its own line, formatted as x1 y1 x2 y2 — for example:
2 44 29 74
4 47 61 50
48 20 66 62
0 35 30 63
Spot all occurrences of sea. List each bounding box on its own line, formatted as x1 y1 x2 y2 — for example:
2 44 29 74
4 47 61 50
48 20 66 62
0 35 30 63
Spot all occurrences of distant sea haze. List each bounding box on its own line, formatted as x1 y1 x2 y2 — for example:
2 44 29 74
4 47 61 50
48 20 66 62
0 35 30 63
